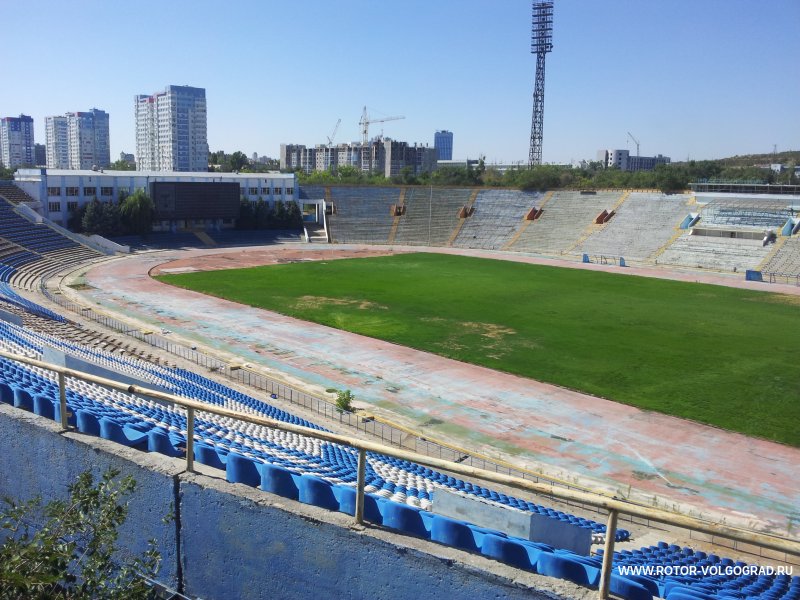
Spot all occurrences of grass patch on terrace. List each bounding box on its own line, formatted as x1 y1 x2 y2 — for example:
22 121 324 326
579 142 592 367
157 252 800 446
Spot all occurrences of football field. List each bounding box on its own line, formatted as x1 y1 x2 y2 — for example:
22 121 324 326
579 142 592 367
157 252 800 447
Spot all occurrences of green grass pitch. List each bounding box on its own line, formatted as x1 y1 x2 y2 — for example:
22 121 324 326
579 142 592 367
157 252 800 447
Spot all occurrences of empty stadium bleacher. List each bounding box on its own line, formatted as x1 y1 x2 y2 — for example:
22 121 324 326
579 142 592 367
698 197 792 231
656 232 773 272
326 186 400 244
760 236 800 277
0 196 104 292
452 189 538 250
392 187 471 247
506 191 624 255
573 193 693 261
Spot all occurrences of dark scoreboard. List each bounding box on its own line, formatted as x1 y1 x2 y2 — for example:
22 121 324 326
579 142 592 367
151 181 240 220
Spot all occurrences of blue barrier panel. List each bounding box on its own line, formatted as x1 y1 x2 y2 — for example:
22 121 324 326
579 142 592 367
619 257 627 267
745 270 763 282
582 254 590 263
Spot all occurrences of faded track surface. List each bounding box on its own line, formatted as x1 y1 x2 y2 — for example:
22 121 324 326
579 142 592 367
78 243 800 535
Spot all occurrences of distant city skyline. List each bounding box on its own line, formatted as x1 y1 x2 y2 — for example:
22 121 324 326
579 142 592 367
1 0 798 166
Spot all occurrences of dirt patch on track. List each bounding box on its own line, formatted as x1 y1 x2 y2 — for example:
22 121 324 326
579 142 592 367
150 246 405 276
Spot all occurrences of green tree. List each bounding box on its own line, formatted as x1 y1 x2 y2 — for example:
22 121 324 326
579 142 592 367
81 199 104 234
272 200 288 228
0 469 162 599
68 203 88 233
335 389 355 412
119 189 155 235
229 151 249 172
108 159 135 171
254 199 271 229
100 202 122 236
237 199 255 230
284 201 303 228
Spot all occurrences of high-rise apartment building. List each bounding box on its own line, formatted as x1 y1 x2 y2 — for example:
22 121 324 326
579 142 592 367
434 130 453 161
0 114 35 168
34 144 46 166
135 85 208 172
69 109 110 169
45 116 70 169
46 109 110 170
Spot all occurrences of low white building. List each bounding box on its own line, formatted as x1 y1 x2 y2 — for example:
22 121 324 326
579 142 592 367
14 168 298 231
596 149 670 172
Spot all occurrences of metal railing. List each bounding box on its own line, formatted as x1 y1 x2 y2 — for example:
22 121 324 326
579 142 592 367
1 348 798 600
765 271 800 286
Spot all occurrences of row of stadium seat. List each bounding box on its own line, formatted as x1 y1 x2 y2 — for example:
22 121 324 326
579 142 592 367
600 542 800 600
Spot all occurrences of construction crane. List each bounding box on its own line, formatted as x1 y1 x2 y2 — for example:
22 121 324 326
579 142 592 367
359 106 405 146
627 131 640 157
326 118 341 148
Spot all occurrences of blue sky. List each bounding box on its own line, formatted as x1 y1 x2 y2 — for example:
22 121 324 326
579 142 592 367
3 0 798 165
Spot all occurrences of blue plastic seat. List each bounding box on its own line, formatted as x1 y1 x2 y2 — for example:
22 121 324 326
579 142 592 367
297 475 339 511
76 409 101 436
225 452 262 487
481 534 534 571
12 386 32 411
32 394 55 419
537 552 601 587
430 515 479 553
380 501 429 538
260 463 299 500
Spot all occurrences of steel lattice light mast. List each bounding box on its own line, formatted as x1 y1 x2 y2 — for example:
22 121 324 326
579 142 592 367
528 1 554 167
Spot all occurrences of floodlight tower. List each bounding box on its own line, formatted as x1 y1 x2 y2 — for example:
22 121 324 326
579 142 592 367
528 1 554 167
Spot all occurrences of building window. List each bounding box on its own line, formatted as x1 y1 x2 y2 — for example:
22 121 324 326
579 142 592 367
274 187 283 195
248 187 258 195
286 187 294 195
118 187 129 196
48 202 61 212
47 187 61 196
67 201 78 211
100 187 113 196
262 188 271 195
83 186 96 197
65 187 79 196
